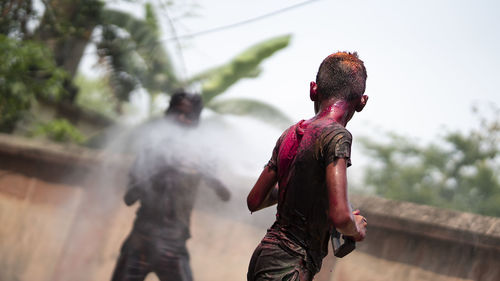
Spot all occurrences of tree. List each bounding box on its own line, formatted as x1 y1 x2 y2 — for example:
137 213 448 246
1 1 291 136
193 35 292 127
96 3 292 125
0 0 37 38
34 0 103 81
359 107 500 217
0 35 68 132
1 0 96 136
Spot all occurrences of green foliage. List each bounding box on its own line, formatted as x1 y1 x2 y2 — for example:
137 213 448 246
98 5 292 127
360 109 500 217
97 7 180 103
0 0 36 38
37 0 103 38
208 98 291 128
74 74 117 118
1 0 292 137
194 35 292 104
144 3 160 35
0 35 68 132
192 34 292 127
31 119 86 144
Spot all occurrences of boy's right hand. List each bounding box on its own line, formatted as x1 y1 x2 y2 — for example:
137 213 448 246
216 186 231 201
352 210 367 241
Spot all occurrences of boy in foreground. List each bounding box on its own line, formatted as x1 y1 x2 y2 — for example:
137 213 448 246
247 52 369 281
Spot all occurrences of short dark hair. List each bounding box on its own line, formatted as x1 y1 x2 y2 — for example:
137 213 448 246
165 90 203 121
315 52 367 101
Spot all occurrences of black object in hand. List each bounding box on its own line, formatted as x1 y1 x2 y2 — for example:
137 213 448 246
331 228 356 258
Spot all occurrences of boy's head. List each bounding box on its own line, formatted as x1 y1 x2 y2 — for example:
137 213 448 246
165 90 203 126
312 52 367 102
310 52 368 114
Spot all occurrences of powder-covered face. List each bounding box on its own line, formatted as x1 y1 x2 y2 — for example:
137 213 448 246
173 99 199 127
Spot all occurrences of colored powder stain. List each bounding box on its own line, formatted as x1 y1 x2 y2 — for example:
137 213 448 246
275 99 355 200
277 120 305 183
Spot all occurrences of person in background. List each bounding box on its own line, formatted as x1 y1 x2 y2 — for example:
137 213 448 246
111 91 231 281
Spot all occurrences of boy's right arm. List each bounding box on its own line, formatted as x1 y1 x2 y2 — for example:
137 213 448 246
326 158 367 241
124 161 143 206
124 186 141 206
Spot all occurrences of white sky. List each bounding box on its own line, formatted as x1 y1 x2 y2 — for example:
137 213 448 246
176 0 500 139
81 0 500 176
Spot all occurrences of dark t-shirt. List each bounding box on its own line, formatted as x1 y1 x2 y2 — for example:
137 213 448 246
126 148 202 249
265 118 352 272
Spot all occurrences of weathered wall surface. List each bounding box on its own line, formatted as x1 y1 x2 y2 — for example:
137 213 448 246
332 196 500 281
1 134 499 281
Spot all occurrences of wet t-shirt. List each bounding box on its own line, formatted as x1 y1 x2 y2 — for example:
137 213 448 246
126 148 202 250
265 118 352 272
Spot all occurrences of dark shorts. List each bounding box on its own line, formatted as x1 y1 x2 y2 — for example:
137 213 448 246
247 239 313 281
111 232 192 281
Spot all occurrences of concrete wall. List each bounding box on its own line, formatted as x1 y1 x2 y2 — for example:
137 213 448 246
0 134 127 281
332 196 500 281
1 134 499 281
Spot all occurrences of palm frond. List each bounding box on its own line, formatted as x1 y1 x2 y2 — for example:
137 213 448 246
100 8 180 94
206 98 292 128
192 34 291 104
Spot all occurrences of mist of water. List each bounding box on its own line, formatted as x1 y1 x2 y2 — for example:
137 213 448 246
83 114 284 281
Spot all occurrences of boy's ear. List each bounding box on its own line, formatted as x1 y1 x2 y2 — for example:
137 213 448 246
310 81 318 101
355 95 369 112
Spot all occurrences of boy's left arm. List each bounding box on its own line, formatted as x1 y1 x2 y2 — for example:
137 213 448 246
247 166 278 212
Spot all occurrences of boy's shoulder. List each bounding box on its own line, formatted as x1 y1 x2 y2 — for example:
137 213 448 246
277 120 304 141
326 121 351 135
316 119 352 137
276 119 352 146
317 121 353 148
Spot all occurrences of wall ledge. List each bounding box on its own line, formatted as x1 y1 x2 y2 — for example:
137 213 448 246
0 133 130 168
352 194 500 251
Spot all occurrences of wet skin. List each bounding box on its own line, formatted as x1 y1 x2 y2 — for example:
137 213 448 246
247 81 368 239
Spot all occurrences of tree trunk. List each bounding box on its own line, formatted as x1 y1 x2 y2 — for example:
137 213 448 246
35 0 101 80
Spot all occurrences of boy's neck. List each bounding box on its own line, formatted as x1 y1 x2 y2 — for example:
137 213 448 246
314 99 356 127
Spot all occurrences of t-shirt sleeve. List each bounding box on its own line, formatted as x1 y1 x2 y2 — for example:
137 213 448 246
323 128 352 167
265 128 289 171
128 156 142 189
